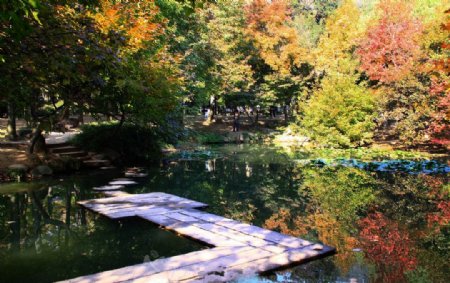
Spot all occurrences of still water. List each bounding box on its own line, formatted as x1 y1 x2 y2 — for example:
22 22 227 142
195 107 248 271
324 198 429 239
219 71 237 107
0 145 448 282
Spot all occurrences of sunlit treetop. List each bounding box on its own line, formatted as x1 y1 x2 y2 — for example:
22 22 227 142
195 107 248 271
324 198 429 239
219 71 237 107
245 0 307 74
314 0 362 75
357 0 423 83
91 0 167 53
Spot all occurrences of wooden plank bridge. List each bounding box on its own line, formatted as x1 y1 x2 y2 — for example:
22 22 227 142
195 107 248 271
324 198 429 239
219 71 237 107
62 191 335 282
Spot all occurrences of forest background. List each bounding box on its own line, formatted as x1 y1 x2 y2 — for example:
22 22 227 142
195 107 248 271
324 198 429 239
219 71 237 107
0 0 449 150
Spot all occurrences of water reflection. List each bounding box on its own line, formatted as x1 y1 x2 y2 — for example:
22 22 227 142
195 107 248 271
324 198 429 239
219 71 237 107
0 145 448 282
140 146 449 283
0 172 204 283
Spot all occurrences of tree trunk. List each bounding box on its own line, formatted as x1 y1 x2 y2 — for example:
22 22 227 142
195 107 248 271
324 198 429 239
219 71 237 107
78 111 84 125
29 129 47 154
283 105 288 125
7 102 17 140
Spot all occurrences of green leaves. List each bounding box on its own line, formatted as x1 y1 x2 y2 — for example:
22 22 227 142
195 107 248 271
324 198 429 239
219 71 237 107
300 74 376 148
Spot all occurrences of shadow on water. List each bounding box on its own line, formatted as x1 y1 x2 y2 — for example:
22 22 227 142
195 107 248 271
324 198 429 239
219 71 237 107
0 144 448 282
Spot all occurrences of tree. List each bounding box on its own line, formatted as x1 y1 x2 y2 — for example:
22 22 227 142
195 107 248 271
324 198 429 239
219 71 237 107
245 0 310 123
300 74 376 148
245 0 306 74
428 9 450 147
314 0 362 75
357 0 441 144
358 0 423 83
0 0 182 144
202 0 254 120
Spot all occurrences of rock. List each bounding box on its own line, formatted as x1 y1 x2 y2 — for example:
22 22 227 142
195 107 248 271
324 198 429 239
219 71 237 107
31 165 53 177
8 164 28 172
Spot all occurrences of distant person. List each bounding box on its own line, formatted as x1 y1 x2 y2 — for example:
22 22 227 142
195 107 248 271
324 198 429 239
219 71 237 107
232 109 240 132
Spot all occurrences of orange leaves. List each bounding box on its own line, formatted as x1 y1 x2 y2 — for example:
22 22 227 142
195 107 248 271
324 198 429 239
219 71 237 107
244 0 306 74
93 0 166 53
358 0 423 83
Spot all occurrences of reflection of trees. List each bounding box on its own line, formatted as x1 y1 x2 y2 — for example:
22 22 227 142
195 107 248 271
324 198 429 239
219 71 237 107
302 167 378 224
143 158 304 225
264 166 380 275
359 212 417 282
264 208 360 275
0 174 204 282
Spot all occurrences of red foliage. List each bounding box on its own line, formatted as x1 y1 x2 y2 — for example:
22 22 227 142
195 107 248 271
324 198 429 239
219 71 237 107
429 10 450 146
427 201 450 232
359 212 417 282
357 0 422 83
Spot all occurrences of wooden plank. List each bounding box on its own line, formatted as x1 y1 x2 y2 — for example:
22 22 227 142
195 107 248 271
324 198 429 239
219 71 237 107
164 222 247 247
66 192 335 282
177 209 235 223
92 185 124 191
192 222 280 250
109 180 138 186
126 247 275 283
138 213 180 227
102 191 130 197
106 206 182 219
166 212 204 223
59 246 254 283
214 221 312 249
79 193 208 209
177 209 312 249
187 245 335 282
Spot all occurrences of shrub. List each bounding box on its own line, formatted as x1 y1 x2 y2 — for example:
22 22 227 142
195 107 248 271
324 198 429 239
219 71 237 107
299 74 376 148
72 122 162 163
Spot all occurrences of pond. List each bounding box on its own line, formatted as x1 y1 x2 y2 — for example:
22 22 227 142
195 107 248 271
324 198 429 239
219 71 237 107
0 144 448 282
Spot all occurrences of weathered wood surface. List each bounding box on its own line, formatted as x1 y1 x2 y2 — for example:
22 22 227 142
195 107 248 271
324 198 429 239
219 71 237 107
63 192 335 283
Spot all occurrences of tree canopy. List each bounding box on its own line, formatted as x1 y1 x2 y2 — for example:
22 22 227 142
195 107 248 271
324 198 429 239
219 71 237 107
0 0 448 148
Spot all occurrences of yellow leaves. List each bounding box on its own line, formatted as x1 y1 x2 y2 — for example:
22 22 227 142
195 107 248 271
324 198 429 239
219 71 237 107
314 0 362 74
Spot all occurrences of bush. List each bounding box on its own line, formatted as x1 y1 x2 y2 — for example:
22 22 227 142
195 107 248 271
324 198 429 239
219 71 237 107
299 74 376 148
72 122 162 163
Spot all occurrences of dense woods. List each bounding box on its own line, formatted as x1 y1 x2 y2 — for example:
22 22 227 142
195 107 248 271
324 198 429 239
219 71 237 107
1 0 448 148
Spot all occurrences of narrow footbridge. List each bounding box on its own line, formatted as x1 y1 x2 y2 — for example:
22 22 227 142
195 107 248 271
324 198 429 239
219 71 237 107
63 192 335 282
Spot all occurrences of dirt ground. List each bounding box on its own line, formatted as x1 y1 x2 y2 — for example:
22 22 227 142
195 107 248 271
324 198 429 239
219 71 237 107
184 114 284 134
0 145 32 181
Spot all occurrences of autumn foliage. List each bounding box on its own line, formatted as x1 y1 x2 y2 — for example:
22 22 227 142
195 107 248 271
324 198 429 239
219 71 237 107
429 9 450 147
359 212 417 282
245 0 306 74
358 0 423 83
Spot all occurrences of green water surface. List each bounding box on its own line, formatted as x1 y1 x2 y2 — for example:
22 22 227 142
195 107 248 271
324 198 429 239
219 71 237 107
0 144 448 282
